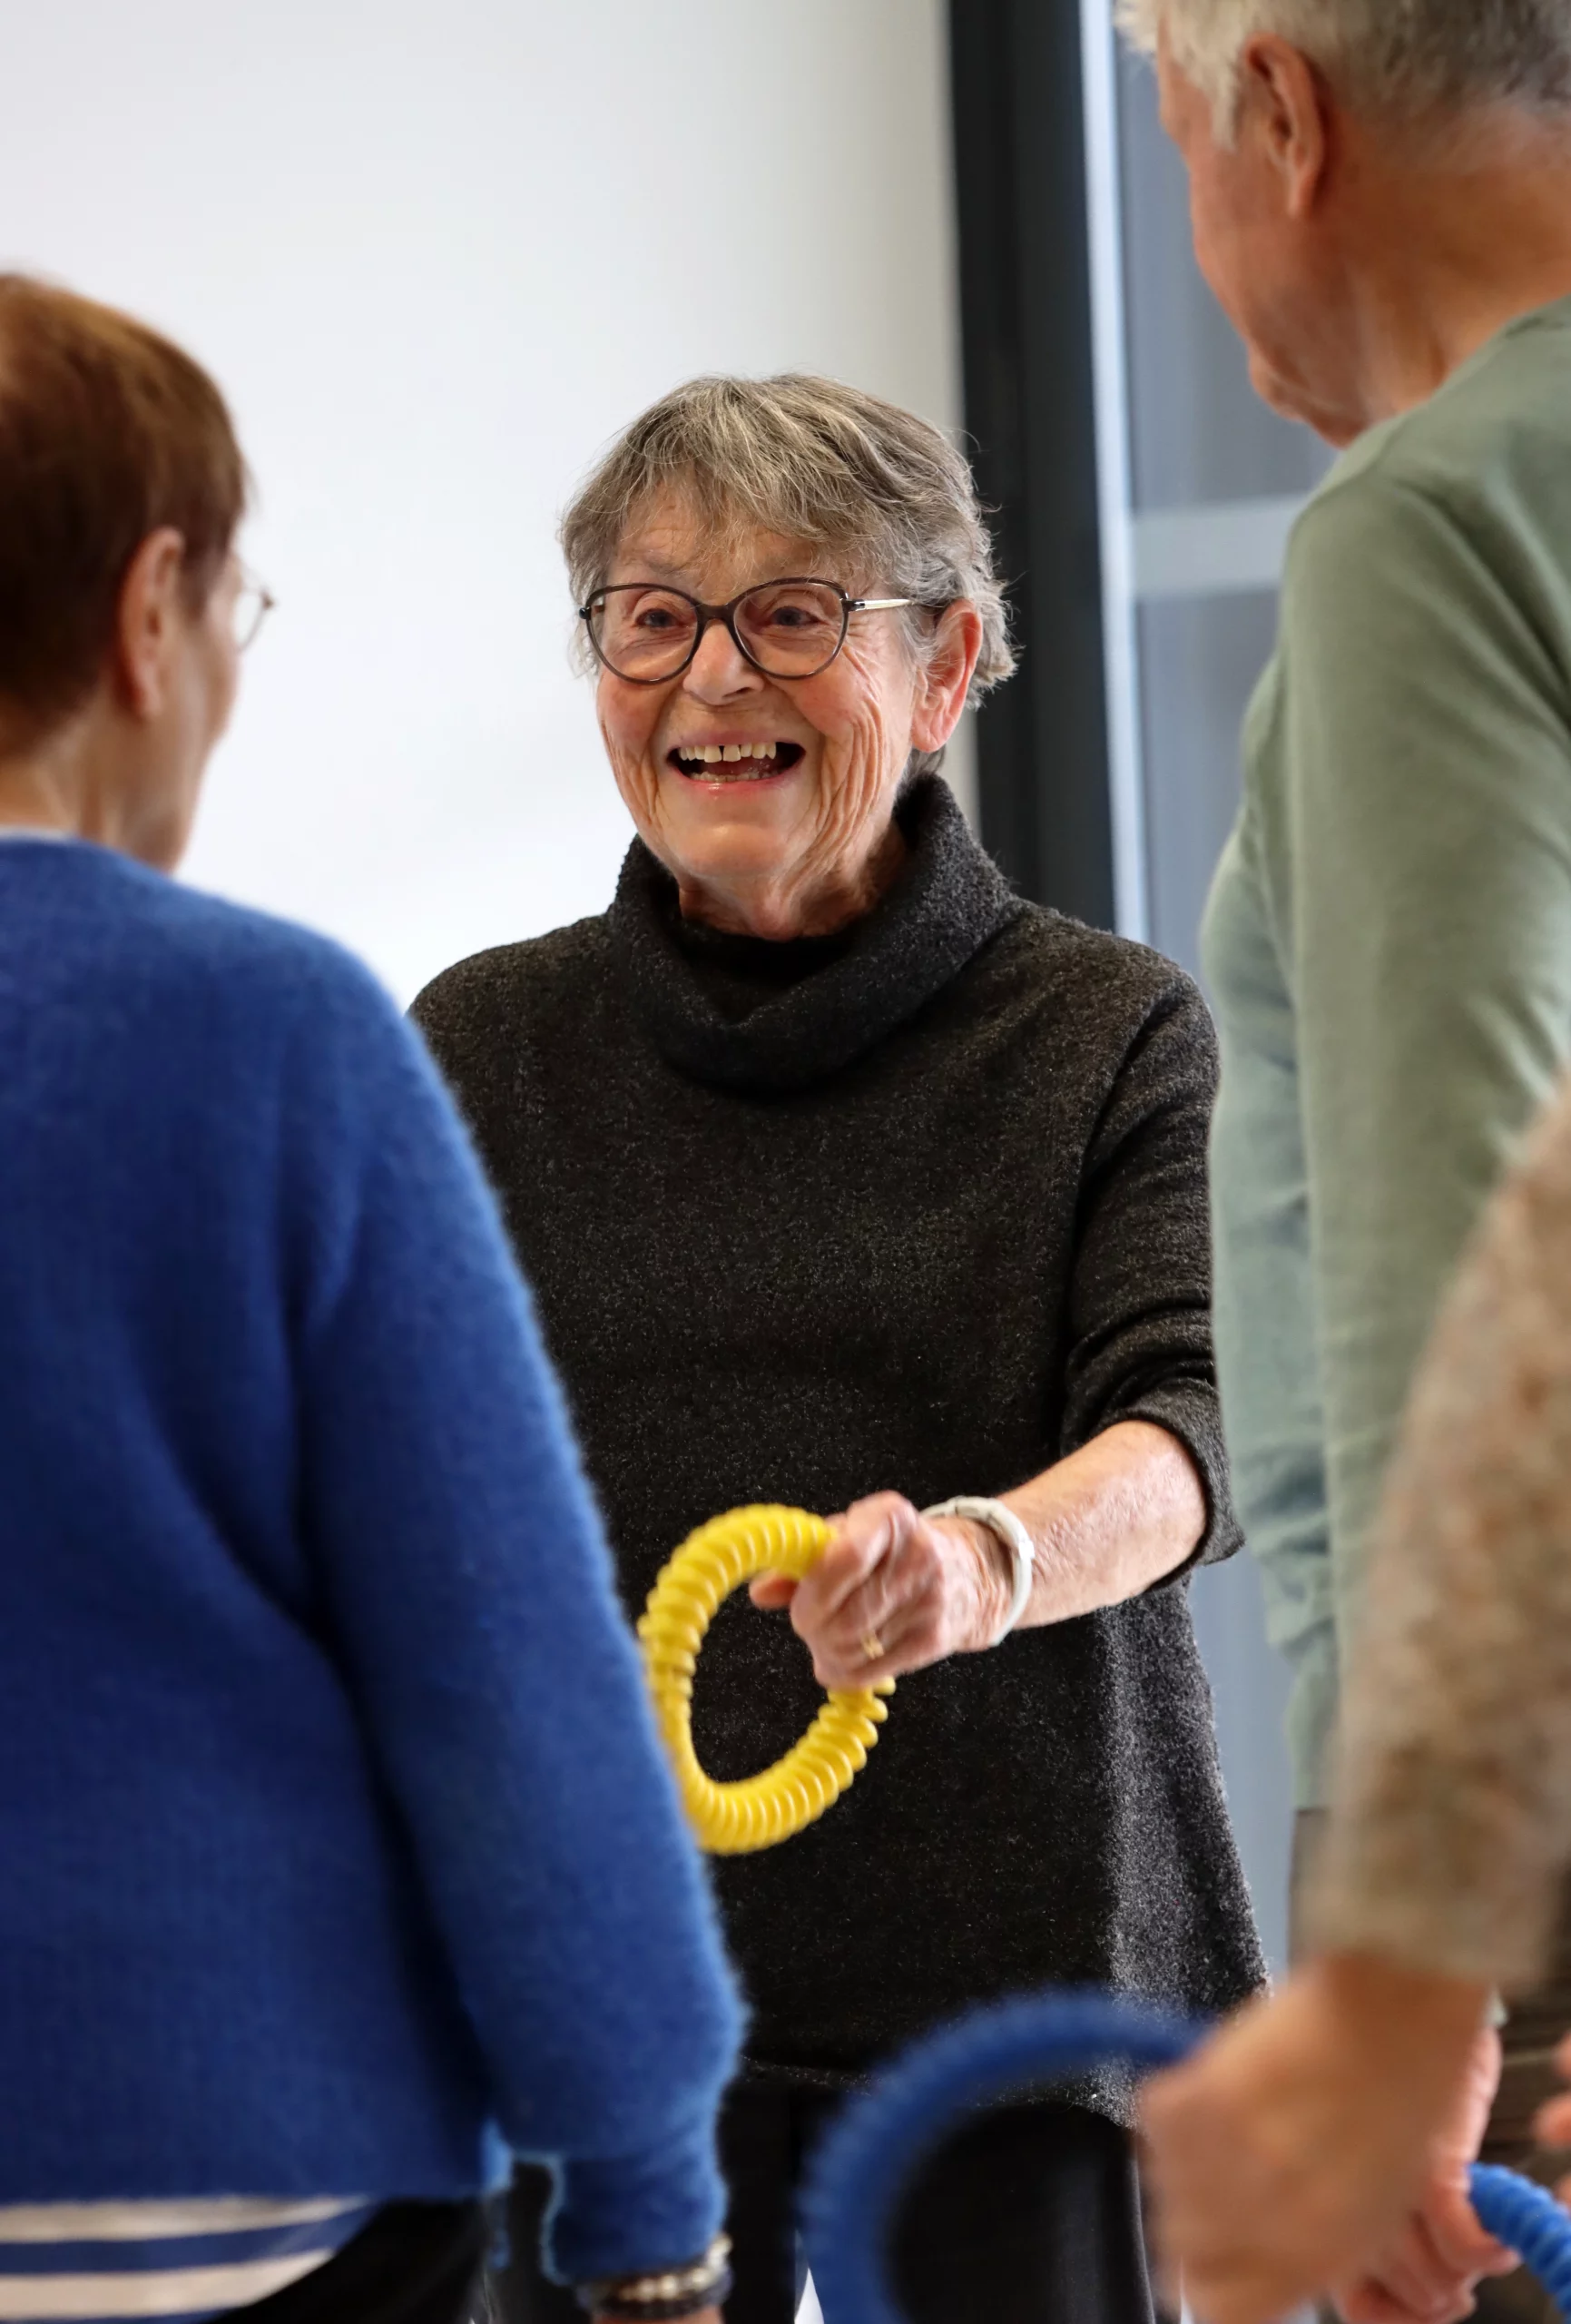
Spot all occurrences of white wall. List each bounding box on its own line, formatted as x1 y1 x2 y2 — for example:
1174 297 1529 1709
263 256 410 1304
1 0 968 1002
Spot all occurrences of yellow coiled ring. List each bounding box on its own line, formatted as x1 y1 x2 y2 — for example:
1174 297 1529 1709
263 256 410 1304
638 1504 895 1855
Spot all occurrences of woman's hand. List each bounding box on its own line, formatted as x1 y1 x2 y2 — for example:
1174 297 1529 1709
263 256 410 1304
1139 1955 1495 2324
749 1491 1012 1686
749 1426 1205 1683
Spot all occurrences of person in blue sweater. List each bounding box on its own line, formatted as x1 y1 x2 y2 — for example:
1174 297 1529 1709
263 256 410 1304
0 271 740 2324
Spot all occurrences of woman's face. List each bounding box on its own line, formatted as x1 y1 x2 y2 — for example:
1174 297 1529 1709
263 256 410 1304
594 491 977 939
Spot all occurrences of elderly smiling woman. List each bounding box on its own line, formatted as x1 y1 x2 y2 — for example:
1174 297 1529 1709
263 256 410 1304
413 376 1262 2324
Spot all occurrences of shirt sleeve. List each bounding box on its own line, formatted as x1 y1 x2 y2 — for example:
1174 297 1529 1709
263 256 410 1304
1059 970 1240 1570
279 951 741 2283
1204 813 1339 1801
1280 465 1571 1664
1311 1068 1571 1992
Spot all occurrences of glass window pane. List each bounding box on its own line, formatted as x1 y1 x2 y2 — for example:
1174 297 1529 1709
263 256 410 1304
1137 590 1280 976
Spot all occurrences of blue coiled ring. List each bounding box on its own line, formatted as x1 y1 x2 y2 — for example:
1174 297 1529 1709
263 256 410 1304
800 1988 1571 2324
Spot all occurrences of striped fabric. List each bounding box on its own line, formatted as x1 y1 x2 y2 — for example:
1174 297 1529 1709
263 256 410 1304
0 2196 375 2320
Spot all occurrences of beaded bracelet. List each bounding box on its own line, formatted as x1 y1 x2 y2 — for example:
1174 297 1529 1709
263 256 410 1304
576 2233 732 2319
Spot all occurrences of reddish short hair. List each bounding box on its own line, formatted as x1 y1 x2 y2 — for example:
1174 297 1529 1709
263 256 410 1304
0 275 248 747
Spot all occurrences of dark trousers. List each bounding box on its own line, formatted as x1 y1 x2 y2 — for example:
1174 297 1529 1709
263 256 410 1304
229 2200 488 2324
1294 1811 1571 2324
492 2080 1163 2324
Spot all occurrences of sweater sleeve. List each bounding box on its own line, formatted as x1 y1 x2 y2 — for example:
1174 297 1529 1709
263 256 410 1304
280 952 741 2282
1059 971 1240 1568
1311 1068 1571 1992
1280 469 1571 1664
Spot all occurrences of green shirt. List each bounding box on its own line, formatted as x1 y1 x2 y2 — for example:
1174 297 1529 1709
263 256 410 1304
1205 297 1571 1807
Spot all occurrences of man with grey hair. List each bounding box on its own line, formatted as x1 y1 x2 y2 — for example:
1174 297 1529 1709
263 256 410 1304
1122 0 1571 144
1118 3 1571 2321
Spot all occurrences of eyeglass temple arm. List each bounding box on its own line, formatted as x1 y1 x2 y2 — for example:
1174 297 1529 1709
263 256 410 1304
845 596 917 612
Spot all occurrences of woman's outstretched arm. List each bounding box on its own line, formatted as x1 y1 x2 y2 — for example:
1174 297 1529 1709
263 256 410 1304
755 973 1222 1685
753 1421 1203 1687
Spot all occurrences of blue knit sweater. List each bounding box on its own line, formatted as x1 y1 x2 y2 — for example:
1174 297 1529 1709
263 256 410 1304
0 838 740 2281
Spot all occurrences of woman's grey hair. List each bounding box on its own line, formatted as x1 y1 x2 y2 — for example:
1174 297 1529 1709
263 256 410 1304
560 374 1015 783
1118 0 1571 134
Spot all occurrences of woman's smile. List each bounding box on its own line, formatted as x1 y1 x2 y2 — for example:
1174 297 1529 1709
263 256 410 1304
666 735 807 784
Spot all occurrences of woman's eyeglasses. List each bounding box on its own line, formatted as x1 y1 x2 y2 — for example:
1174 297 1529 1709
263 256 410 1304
579 578 921 685
233 568 276 653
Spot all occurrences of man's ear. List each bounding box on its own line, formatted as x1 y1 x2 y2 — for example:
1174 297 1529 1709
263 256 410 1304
112 527 189 722
1237 34 1333 220
910 601 984 755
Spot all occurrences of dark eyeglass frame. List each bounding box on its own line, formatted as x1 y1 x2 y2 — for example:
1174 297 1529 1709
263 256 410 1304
578 576 922 684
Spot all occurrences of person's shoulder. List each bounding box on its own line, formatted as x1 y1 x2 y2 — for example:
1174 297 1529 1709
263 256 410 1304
1387 299 1571 479
1000 901 1201 997
1281 427 1431 591
1288 303 1571 587
987 902 1213 1047
410 912 614 1044
45 845 393 1036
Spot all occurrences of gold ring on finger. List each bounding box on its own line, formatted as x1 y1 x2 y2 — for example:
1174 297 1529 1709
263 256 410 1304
859 1630 885 1664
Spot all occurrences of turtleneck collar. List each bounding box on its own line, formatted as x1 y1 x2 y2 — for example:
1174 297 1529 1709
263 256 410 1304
606 774 1025 1095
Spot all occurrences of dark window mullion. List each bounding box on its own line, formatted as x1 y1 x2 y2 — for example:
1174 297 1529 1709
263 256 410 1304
949 0 1114 927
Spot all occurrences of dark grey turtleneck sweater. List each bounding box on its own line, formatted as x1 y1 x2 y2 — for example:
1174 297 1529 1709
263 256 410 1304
412 778 1263 2114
